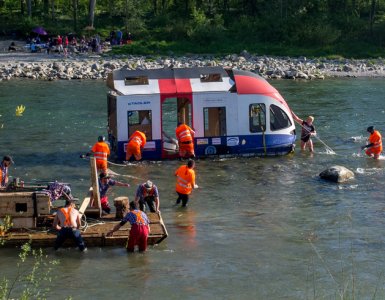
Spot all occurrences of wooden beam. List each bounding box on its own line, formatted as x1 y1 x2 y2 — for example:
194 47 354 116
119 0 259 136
89 157 101 217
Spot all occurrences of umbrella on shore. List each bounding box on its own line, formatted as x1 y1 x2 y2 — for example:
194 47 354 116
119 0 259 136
32 26 47 35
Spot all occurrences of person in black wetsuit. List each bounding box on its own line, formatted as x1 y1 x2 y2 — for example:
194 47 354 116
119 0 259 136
292 112 317 152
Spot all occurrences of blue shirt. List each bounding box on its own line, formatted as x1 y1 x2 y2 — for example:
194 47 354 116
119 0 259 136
99 179 116 197
120 210 150 226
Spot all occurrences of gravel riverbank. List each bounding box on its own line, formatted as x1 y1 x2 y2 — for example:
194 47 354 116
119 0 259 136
1 40 385 81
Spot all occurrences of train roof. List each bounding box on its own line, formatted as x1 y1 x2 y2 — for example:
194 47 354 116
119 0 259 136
107 67 288 108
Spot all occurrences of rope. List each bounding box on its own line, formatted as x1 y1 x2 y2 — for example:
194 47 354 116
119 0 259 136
295 120 336 155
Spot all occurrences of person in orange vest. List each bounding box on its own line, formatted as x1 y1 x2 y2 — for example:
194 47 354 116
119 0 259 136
175 123 195 159
175 159 198 207
52 198 87 251
126 130 146 161
88 136 110 172
361 126 382 159
107 201 150 252
0 155 13 188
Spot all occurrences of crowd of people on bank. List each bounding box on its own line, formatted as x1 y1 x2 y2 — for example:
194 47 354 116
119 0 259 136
8 29 132 55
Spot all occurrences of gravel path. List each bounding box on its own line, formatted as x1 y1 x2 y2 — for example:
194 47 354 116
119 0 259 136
1 39 385 80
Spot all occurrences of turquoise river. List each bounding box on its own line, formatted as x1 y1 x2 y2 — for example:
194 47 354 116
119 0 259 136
0 78 384 299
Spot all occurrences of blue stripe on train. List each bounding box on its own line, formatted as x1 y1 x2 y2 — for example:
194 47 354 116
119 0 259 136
115 134 296 161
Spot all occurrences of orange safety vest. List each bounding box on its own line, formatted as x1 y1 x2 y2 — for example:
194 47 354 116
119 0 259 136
175 165 195 195
132 210 146 225
60 207 73 227
369 130 383 153
175 124 194 143
91 142 110 162
128 131 146 147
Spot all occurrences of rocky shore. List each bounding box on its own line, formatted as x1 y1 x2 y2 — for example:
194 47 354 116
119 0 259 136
1 41 385 81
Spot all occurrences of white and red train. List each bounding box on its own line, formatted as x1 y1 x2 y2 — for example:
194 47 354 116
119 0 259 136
106 67 296 160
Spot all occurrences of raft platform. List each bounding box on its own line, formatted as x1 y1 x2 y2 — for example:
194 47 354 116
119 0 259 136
0 157 168 248
2 212 168 248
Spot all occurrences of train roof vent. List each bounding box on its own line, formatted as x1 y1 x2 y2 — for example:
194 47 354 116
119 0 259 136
200 73 222 83
124 76 149 86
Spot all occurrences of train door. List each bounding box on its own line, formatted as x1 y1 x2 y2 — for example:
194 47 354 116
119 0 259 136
161 97 192 158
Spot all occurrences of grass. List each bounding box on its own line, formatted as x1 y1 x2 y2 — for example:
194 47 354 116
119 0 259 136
106 38 385 60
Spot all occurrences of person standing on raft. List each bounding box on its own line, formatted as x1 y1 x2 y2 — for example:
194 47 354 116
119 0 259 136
53 198 87 252
291 112 317 152
361 126 382 159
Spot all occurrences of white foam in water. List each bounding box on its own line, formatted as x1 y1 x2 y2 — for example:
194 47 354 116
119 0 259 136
349 135 365 142
325 148 336 155
356 168 365 174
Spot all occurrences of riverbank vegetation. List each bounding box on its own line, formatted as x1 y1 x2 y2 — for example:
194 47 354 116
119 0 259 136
1 0 385 58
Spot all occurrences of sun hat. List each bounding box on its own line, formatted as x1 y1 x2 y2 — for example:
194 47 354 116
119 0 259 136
144 180 153 189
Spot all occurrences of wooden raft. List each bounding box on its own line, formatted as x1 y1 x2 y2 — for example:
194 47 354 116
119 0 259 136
3 211 168 248
1 157 168 248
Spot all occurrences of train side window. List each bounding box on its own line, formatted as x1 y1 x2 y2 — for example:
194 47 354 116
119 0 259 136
204 107 227 137
249 104 266 133
200 73 222 82
127 110 152 140
270 104 292 131
124 76 149 85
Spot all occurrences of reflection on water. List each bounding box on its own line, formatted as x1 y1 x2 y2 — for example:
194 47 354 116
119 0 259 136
0 78 385 299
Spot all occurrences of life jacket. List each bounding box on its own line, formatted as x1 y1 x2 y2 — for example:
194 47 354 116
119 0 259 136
92 142 110 162
0 163 8 187
132 210 146 225
175 165 194 194
369 130 383 152
176 124 193 143
140 185 155 198
129 131 146 147
60 207 73 227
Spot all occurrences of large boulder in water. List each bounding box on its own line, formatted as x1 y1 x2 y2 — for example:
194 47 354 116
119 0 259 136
319 165 355 183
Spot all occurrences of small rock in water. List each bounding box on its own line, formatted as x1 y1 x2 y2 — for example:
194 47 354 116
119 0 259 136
319 165 355 183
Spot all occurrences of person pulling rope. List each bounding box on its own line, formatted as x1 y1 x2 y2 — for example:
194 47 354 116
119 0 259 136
291 110 336 154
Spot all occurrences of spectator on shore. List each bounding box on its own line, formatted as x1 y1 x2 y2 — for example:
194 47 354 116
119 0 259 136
116 29 123 45
57 35 63 54
8 42 17 52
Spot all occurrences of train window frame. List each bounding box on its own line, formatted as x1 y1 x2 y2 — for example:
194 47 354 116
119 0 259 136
203 107 227 137
124 76 149 86
127 110 152 140
249 103 266 133
269 104 292 131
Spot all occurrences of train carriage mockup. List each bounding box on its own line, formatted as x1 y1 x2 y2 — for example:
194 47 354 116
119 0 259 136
106 67 296 161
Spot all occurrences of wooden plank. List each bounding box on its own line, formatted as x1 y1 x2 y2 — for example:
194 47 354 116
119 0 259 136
79 187 92 215
90 157 101 217
10 217 36 229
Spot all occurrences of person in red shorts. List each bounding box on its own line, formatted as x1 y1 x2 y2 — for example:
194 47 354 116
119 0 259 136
107 201 150 252
361 126 382 159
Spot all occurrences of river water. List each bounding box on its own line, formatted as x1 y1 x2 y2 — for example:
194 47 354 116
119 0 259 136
0 78 384 299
